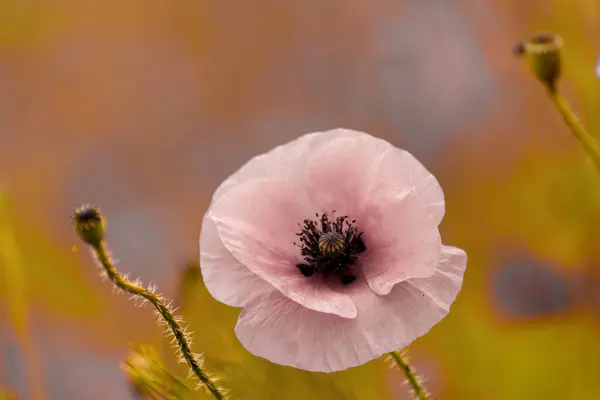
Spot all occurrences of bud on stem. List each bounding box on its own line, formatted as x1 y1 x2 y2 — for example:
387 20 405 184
71 205 105 247
513 32 600 177
72 205 226 399
513 32 563 93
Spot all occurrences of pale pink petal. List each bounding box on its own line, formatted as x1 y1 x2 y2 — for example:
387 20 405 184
304 135 441 295
360 190 441 296
303 130 444 224
235 246 466 372
400 152 445 225
405 245 467 311
199 214 274 307
303 135 389 217
209 178 357 318
211 129 364 205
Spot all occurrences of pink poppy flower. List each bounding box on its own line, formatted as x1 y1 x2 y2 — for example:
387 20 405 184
199 128 467 372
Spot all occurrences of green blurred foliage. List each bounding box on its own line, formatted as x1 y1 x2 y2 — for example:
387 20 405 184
0 193 27 341
0 388 19 400
0 3 55 49
122 344 189 400
0 193 100 316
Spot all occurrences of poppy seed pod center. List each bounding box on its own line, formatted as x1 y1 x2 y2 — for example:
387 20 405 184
294 212 366 285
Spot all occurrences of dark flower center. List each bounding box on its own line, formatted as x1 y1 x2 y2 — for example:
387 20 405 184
74 207 102 224
294 212 366 285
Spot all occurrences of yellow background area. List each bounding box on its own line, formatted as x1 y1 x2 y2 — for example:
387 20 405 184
0 0 599 399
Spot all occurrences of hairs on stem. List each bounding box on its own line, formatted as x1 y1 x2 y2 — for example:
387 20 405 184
387 351 429 400
72 206 226 400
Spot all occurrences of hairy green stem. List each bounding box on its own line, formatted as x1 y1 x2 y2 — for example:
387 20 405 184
390 351 428 399
547 91 600 174
92 241 224 400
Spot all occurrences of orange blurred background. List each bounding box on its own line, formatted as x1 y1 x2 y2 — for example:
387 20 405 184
1 1 600 399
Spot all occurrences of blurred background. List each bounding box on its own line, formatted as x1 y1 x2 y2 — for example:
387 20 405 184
1 0 599 399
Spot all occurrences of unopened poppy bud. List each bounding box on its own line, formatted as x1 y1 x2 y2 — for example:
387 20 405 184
72 205 105 247
513 32 563 92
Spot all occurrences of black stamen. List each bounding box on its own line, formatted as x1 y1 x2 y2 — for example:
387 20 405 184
341 274 357 285
297 264 315 277
294 212 366 285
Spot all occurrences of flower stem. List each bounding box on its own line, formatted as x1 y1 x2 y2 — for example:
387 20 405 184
91 241 225 400
390 351 428 399
547 91 600 174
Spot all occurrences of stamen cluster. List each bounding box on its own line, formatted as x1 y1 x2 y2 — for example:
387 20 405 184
294 212 366 285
